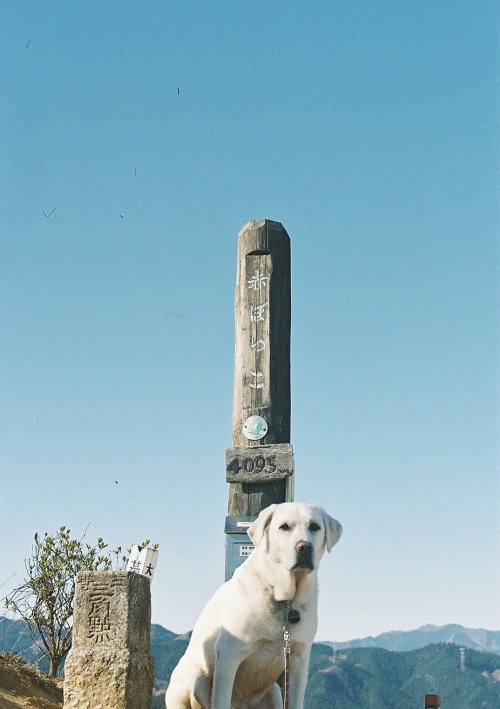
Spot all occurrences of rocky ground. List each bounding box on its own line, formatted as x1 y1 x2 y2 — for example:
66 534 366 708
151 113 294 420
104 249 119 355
0 652 63 709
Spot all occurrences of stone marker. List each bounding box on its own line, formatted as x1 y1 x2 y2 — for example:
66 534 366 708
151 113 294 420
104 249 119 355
64 571 153 709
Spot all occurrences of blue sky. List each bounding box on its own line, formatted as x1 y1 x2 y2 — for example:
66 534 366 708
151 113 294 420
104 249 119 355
1 1 498 642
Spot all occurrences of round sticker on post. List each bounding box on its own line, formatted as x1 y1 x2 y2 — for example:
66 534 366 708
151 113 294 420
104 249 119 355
243 415 268 440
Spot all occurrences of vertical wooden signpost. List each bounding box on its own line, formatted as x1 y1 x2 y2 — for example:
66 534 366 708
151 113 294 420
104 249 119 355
225 219 294 579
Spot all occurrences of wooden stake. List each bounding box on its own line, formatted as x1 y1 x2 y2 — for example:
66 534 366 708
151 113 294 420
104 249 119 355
227 219 293 518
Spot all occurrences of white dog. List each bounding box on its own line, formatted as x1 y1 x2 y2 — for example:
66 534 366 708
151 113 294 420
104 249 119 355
165 502 342 709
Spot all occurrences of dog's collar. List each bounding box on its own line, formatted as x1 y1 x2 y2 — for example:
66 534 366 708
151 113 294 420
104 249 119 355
285 603 300 625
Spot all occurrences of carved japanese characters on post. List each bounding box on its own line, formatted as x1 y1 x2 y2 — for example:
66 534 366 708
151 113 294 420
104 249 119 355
231 219 292 451
87 581 114 644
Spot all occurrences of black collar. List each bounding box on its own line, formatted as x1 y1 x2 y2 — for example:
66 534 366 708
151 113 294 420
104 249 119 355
285 604 300 624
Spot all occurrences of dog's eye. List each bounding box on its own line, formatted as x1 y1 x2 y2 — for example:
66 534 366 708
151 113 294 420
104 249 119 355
279 523 291 531
309 522 321 532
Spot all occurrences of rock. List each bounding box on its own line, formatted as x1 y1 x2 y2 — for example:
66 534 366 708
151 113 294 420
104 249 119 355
64 571 153 709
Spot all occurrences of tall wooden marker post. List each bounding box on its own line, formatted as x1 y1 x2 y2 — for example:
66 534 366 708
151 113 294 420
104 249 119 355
225 219 294 579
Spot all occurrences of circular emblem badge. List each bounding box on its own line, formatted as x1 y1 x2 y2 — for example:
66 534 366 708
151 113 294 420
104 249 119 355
243 415 268 441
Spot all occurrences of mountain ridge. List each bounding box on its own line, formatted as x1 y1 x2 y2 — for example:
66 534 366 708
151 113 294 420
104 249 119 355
319 623 500 654
1 617 499 708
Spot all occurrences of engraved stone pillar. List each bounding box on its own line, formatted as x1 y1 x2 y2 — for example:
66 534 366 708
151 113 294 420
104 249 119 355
64 571 153 709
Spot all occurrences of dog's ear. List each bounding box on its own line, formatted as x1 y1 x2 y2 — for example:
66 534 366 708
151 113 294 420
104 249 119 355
321 510 343 552
247 504 277 546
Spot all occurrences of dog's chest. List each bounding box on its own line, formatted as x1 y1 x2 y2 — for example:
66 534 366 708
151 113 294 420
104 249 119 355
233 639 284 697
231 610 311 701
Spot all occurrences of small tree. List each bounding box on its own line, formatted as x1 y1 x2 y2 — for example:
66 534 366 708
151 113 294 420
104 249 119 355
5 526 122 677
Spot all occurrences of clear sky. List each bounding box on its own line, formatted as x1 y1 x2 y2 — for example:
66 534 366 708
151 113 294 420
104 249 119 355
1 1 498 643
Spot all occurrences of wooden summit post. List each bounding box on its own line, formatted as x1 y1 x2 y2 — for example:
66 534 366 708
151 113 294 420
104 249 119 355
225 219 294 579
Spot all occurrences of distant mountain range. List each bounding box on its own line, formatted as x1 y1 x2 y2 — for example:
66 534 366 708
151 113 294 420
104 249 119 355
2 618 500 708
0 616 44 667
147 625 500 709
304 642 500 709
322 623 500 654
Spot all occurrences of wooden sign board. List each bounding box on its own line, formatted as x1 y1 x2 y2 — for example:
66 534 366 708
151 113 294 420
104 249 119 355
226 443 294 483
227 220 293 521
424 695 441 708
126 546 159 582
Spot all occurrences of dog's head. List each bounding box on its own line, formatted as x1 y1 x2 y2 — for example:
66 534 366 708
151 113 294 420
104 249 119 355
248 502 342 574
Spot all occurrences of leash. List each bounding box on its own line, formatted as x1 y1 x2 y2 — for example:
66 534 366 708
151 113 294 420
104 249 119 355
282 604 300 709
283 620 291 709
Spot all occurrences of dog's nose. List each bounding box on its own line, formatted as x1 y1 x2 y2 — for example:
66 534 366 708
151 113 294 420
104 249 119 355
295 541 313 555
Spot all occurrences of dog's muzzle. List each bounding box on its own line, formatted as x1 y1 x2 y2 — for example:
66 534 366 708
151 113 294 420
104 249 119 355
292 541 314 570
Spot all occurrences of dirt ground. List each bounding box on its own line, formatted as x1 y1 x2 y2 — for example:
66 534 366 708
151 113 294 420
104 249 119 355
0 653 63 709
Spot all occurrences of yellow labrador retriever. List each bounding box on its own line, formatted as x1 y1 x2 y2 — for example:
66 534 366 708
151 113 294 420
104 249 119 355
165 502 342 709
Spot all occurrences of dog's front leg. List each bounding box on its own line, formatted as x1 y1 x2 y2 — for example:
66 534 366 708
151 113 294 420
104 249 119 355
287 643 311 709
211 629 244 709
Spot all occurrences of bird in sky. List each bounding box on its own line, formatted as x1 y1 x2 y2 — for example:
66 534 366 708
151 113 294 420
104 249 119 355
43 207 56 218
177 85 180 94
